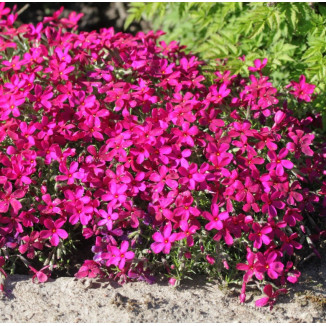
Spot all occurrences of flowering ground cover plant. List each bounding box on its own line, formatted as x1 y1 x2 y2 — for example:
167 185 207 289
0 4 325 308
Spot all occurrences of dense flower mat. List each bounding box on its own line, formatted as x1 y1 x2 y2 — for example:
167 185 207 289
0 4 325 309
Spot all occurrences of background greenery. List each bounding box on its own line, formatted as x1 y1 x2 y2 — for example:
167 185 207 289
126 2 326 125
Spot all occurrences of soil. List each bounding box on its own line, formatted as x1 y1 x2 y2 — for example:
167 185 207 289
1 253 325 323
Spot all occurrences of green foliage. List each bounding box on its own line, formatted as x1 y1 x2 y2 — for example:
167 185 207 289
126 2 326 119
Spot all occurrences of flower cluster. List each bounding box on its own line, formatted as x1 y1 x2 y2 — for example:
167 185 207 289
0 4 325 307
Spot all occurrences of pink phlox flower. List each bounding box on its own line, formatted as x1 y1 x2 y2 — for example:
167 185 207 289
286 181 303 205
205 83 230 107
75 260 102 279
280 232 302 256
78 116 104 141
107 134 133 161
0 94 25 118
198 107 225 132
0 2 10 17
178 162 206 190
255 284 287 310
169 145 192 169
261 191 285 218
149 165 179 193
98 207 119 231
257 86 278 111
24 22 43 41
18 231 43 259
101 181 128 207
267 148 293 176
248 58 268 72
86 144 110 165
67 201 93 225
128 171 146 196
286 129 314 159
176 219 199 247
151 223 178 254
19 209 39 227
55 46 72 64
248 222 272 249
286 75 315 102
214 70 237 86
60 10 84 29
281 261 301 284
27 84 53 111
255 128 278 150
234 177 260 206
29 265 51 283
107 241 135 269
56 161 83 185
256 251 284 280
283 208 303 227
0 181 25 215
105 165 131 184
229 121 254 143
203 204 229 231
1 55 23 71
236 249 264 282
149 143 172 165
34 116 56 139
39 218 68 247
0 213 24 234
148 197 174 224
5 157 33 186
40 194 62 215
172 122 198 147
174 196 200 220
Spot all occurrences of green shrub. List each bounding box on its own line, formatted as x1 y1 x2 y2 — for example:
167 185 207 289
126 2 326 126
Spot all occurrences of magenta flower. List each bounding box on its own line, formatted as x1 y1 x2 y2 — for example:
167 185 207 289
286 75 315 102
280 233 302 256
101 181 128 207
248 58 268 72
18 231 43 259
249 223 272 249
151 223 178 254
173 122 199 147
255 284 287 310
28 84 53 111
1 55 23 71
107 241 135 269
236 249 264 282
205 83 230 107
68 202 93 225
56 161 83 185
98 207 119 230
203 204 229 231
256 251 284 280
149 165 178 192
261 192 285 218
40 218 68 247
176 220 199 247
29 265 51 283
178 162 206 190
1 95 25 118
0 181 25 215
40 194 62 215
286 129 314 159
75 260 102 279
283 208 303 227
267 148 293 176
